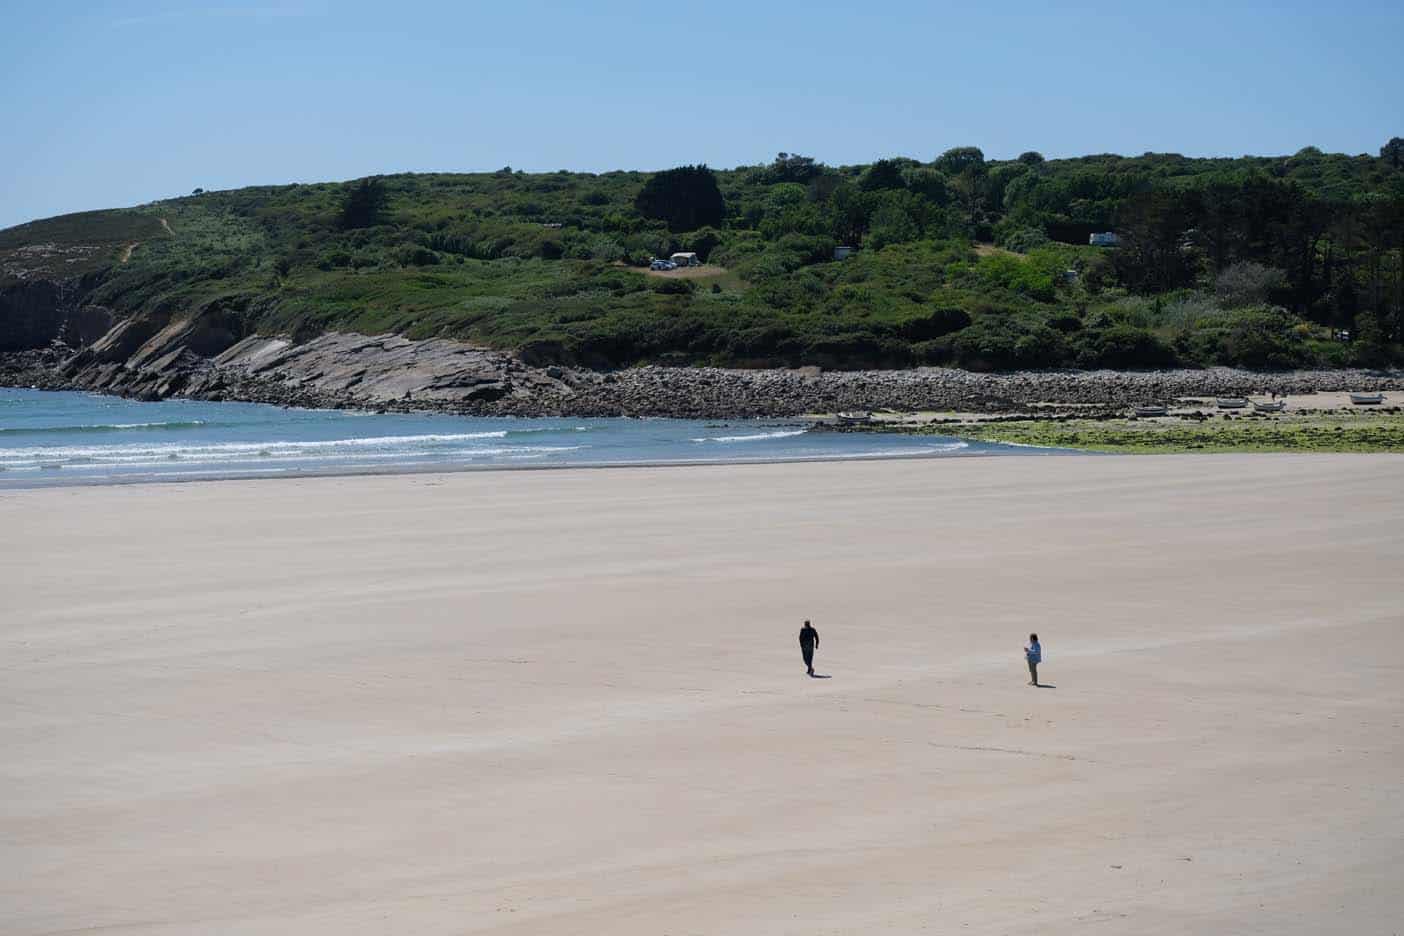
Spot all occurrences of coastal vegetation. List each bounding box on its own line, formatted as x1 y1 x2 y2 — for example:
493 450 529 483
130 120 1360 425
3 143 1403 371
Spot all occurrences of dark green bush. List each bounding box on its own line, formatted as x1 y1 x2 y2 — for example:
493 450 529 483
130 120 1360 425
911 335 956 364
898 306 971 339
650 278 695 295
1000 226 1050 253
316 250 353 270
396 246 440 267
951 319 1066 370
1074 324 1177 368
803 332 913 369
726 325 802 361
680 226 723 261
635 165 725 231
1188 307 1309 369
340 177 388 229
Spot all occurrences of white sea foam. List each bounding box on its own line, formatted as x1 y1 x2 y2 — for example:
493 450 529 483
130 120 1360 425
821 442 969 458
325 431 510 444
0 431 512 460
988 440 1061 450
690 428 810 443
109 420 207 430
0 436 584 470
0 420 209 435
0 387 1044 490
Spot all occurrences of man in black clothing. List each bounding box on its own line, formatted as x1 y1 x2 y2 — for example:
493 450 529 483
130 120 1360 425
799 620 819 676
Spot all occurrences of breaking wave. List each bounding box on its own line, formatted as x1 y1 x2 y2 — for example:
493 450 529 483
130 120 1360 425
0 434 586 471
0 420 210 435
690 428 810 443
0 388 1060 487
822 442 970 458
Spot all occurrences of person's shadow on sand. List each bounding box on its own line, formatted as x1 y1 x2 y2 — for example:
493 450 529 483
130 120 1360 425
1033 682 1056 689
809 673 832 679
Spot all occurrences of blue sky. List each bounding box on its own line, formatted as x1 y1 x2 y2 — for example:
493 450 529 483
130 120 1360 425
2 0 1400 229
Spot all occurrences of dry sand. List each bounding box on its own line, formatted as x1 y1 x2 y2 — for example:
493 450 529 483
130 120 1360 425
3 455 1402 935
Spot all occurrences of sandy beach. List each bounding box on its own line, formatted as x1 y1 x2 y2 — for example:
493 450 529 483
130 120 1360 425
3 455 1402 934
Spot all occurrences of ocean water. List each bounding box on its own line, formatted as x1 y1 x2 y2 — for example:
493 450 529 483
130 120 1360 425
0 388 1061 487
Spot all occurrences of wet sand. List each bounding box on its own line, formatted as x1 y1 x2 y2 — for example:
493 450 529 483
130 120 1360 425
3 455 1402 934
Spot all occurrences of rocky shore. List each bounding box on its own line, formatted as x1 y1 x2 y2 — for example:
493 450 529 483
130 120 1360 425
4 271 1402 418
3 330 1402 419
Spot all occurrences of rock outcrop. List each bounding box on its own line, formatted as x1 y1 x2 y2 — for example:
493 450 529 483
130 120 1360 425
3 274 1402 417
0 276 112 352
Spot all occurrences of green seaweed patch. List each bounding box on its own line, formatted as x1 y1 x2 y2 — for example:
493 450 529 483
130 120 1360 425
922 414 1404 454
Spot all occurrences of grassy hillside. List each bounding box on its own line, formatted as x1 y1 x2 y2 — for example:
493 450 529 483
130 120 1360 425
3 145 1402 370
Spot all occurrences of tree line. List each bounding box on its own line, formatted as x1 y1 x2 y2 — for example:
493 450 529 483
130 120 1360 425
620 142 1404 351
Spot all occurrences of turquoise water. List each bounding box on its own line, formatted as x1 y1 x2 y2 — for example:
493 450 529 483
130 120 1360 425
0 389 1059 487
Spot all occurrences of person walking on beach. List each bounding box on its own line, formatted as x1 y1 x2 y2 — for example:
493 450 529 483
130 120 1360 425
1025 633 1042 686
799 620 820 676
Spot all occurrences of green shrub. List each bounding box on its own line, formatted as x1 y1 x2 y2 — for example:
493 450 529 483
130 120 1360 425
1181 307 1310 369
680 226 723 261
396 246 440 267
1074 324 1177 368
1352 311 1392 367
954 252 1060 302
726 325 802 361
803 332 913 369
898 306 971 339
1000 226 1050 253
1215 262 1287 308
951 319 1066 370
339 177 388 229
635 165 725 231
317 250 353 270
866 205 920 251
650 278 695 295
911 335 956 364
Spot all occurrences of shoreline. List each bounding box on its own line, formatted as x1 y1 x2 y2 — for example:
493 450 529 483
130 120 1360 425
0 437 1070 492
5 338 1403 420
5 383 1401 490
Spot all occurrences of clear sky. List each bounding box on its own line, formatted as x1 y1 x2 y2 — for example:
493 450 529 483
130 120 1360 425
2 0 1400 230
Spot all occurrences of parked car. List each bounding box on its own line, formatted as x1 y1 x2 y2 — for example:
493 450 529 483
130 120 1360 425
649 259 677 271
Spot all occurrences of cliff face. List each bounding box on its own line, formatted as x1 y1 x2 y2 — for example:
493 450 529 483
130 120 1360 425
0 273 541 406
0 277 112 353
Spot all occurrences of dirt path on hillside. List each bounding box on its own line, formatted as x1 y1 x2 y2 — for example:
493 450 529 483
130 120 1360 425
116 217 173 263
643 264 728 279
613 261 731 280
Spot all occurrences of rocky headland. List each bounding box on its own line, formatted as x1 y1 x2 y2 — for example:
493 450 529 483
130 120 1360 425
3 276 1401 418
6 332 1402 419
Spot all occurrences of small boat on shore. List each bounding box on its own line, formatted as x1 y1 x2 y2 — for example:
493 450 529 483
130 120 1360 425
1216 398 1249 409
835 411 874 426
1134 405 1168 417
1252 401 1286 413
1349 393 1385 405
